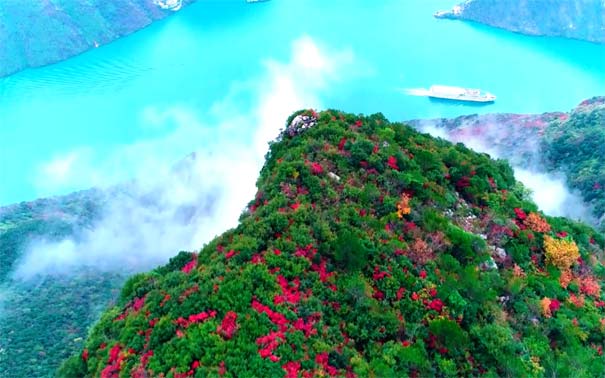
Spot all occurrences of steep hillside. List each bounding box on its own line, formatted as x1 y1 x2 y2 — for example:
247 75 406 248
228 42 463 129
62 110 605 377
435 0 605 43
0 0 195 78
0 190 127 377
408 97 605 227
543 97 605 223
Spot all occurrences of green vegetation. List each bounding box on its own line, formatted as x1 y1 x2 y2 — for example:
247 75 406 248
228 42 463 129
543 97 605 222
62 110 605 377
0 191 127 378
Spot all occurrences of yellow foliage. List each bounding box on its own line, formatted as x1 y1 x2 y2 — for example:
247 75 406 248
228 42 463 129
524 212 551 233
544 236 579 271
396 193 412 218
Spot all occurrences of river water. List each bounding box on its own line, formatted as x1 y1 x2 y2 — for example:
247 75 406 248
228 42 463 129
1 0 604 205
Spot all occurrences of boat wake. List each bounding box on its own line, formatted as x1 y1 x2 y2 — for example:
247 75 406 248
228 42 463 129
399 87 430 96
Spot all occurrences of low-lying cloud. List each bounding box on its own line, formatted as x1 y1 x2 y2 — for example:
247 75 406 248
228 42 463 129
14 36 356 279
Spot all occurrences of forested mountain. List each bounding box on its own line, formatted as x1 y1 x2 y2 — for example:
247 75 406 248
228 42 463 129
0 190 128 377
0 0 195 78
435 0 605 43
409 97 605 227
60 110 605 378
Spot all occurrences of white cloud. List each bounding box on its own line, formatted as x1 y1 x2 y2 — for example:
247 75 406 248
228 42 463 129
15 36 356 279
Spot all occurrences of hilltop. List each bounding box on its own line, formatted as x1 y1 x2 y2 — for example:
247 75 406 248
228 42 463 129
435 0 605 44
0 0 195 78
61 110 605 377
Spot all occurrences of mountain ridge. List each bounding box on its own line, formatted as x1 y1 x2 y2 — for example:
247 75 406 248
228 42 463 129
59 109 605 377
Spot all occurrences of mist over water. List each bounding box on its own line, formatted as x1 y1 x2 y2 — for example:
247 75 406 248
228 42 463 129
12 36 354 279
1 0 604 278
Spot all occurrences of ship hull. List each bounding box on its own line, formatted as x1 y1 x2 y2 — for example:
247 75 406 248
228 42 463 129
428 94 495 103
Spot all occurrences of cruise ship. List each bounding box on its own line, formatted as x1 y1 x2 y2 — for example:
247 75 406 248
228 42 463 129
428 85 496 103
154 0 182 11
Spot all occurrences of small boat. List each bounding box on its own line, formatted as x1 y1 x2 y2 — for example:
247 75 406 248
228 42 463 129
154 0 182 11
428 85 496 103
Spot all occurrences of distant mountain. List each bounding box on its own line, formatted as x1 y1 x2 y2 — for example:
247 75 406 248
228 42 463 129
61 110 605 377
0 0 195 78
408 97 605 227
0 154 222 377
435 0 605 43
0 189 128 378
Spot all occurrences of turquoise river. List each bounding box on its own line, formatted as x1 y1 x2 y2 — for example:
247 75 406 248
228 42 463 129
0 0 604 204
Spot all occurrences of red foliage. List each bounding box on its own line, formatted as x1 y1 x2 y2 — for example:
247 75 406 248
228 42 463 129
549 299 561 313
108 344 121 364
252 299 289 332
455 176 471 189
175 310 217 329
181 255 197 274
294 244 317 261
141 350 154 367
217 311 238 340
387 156 399 170
427 299 444 313
514 208 527 221
311 259 334 282
372 266 391 280
283 361 301 378
373 288 385 300
82 349 89 361
419 270 427 279
274 275 301 305
310 162 324 175
315 352 338 375
397 287 406 300
293 317 318 337
225 249 239 259
133 296 146 312
338 138 347 151
257 330 286 360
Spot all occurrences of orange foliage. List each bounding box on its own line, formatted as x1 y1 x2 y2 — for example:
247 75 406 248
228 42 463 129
396 194 411 218
524 212 551 233
559 269 573 289
543 236 579 271
540 297 552 318
512 264 526 278
568 293 585 308
579 276 601 298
